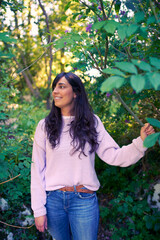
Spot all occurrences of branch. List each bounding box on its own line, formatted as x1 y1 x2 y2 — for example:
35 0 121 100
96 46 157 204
107 0 115 19
110 43 128 56
0 174 21 185
0 220 34 229
150 0 160 28
12 47 60 81
87 50 102 72
93 42 104 68
80 1 102 19
102 72 144 126
104 36 109 68
99 0 107 20
113 89 144 126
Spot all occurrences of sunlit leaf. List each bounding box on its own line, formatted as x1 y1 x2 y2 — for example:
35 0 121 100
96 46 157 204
103 20 119 34
117 25 127 41
92 21 106 30
146 118 160 128
115 62 138 74
102 68 125 77
149 57 160 69
143 132 160 148
126 24 139 37
101 76 125 92
146 72 160 90
131 59 152 72
130 75 145 93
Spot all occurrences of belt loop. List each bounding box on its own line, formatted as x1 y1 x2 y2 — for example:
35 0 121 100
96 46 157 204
73 185 77 193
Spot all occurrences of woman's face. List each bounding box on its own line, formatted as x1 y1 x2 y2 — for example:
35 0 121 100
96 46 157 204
52 76 76 116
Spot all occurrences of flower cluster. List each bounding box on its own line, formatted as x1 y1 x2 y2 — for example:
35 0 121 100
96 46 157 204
86 24 92 33
106 92 111 97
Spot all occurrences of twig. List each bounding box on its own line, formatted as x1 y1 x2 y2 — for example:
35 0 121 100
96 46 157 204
12 47 60 81
107 0 115 19
0 174 21 185
80 0 102 19
113 89 144 126
150 0 160 28
99 0 107 20
110 43 127 56
101 72 144 126
104 36 109 68
0 220 34 229
93 42 104 68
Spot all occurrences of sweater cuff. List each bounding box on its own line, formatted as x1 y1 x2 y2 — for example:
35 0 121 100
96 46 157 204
132 136 147 153
33 208 46 218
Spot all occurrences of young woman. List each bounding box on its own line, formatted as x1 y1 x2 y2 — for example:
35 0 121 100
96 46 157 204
31 72 155 240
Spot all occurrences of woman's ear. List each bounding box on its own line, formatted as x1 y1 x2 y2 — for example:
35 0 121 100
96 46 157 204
74 93 77 98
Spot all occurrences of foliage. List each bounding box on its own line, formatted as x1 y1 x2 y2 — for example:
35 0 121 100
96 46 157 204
0 0 160 239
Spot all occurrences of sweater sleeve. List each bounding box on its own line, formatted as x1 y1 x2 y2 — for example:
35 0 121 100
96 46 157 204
31 119 47 218
95 116 147 167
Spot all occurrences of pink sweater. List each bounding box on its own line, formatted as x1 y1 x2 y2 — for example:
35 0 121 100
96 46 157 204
31 115 147 217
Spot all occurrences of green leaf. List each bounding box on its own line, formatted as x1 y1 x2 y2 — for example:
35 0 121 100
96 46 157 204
134 12 145 23
103 20 119 34
143 132 160 148
146 72 160 90
146 118 160 128
131 59 152 72
147 15 156 25
115 62 138 74
0 52 15 58
126 24 139 37
117 25 127 41
92 21 106 30
0 32 17 43
101 76 125 92
64 1 71 11
149 57 160 69
102 68 125 77
130 75 145 93
139 26 148 38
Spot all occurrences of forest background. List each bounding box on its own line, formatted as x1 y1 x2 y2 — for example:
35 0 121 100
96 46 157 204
0 0 160 239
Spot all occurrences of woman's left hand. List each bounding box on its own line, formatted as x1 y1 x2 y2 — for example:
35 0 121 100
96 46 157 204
140 123 155 141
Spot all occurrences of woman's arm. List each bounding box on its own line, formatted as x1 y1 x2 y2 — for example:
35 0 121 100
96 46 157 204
96 116 155 167
31 120 47 219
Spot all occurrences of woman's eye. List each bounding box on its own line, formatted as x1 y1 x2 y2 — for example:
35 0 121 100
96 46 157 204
60 85 65 89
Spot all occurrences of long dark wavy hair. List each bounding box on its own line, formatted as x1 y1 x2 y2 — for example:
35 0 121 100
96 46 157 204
45 72 99 156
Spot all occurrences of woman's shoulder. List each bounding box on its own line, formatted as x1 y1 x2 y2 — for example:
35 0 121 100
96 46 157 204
36 118 46 133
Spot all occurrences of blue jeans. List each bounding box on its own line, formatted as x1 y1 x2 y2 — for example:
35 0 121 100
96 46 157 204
46 188 99 240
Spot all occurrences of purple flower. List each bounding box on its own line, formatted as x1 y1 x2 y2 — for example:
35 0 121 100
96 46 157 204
120 10 126 16
132 90 136 94
98 17 102 21
64 42 67 45
65 30 68 33
98 5 102 11
95 91 98 95
106 92 111 97
115 15 118 19
78 15 82 19
73 67 78 70
86 24 92 33
125 119 130 123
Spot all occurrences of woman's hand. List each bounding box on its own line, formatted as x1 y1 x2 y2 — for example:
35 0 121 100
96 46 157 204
140 123 155 141
35 215 47 232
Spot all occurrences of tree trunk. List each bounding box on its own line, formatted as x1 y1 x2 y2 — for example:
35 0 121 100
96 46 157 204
38 0 53 110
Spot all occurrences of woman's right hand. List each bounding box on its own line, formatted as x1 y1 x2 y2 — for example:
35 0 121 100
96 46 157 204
35 215 47 232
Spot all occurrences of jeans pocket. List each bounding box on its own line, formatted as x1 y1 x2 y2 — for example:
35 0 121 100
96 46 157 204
77 192 96 199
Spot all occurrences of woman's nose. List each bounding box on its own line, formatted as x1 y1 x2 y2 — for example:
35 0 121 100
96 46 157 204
53 86 58 93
